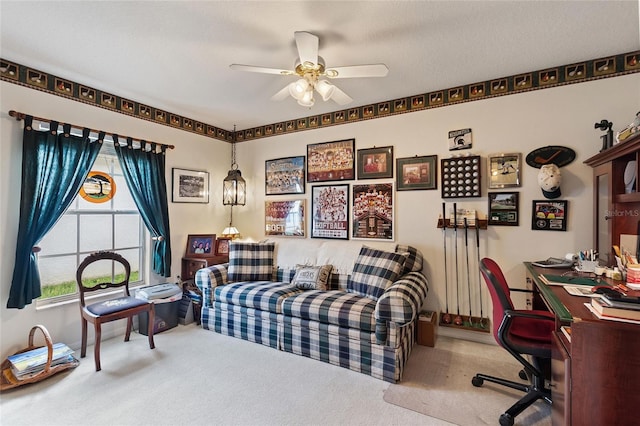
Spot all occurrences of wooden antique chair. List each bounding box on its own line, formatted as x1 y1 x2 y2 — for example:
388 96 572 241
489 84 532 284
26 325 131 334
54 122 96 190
76 251 155 371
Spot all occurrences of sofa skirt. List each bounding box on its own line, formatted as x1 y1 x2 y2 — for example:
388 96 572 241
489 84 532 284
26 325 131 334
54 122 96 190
203 302 280 349
280 316 415 383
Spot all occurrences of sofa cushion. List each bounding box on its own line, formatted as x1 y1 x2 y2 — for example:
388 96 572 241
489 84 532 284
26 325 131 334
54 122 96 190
292 264 333 290
214 281 303 314
347 246 407 300
228 242 275 282
395 244 423 273
281 290 376 332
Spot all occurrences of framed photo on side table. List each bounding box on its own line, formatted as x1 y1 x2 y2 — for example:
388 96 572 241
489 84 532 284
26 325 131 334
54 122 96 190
186 234 216 258
488 153 521 189
265 156 305 195
214 237 231 256
311 184 349 239
172 168 209 203
307 139 355 182
357 146 393 179
396 155 437 190
531 200 567 231
488 192 519 226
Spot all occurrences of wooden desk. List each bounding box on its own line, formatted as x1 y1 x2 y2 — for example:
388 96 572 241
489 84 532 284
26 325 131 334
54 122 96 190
524 263 640 425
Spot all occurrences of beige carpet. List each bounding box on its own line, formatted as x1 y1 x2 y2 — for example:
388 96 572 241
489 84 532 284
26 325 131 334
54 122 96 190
1 324 550 425
384 338 551 426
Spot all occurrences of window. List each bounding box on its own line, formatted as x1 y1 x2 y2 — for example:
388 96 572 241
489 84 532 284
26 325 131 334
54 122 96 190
36 141 146 305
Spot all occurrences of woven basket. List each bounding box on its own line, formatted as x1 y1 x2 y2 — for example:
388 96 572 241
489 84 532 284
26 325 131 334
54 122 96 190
0 324 79 391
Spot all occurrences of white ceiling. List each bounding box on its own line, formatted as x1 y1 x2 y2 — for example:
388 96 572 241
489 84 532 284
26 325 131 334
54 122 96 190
1 1 639 132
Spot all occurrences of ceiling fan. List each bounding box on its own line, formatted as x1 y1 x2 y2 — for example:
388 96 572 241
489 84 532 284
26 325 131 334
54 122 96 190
230 31 389 107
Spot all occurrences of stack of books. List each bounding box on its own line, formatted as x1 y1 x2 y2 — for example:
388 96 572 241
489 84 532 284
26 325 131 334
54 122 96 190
6 343 75 381
590 293 640 322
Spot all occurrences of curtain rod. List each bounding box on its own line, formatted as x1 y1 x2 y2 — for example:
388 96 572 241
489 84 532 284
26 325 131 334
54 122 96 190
8 110 175 150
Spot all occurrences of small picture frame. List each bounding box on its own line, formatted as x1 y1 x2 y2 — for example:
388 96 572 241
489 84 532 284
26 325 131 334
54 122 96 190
265 156 305 195
172 168 209 203
214 237 231 256
396 155 437 190
186 234 216 258
488 153 521 188
307 139 355 182
311 184 349 240
265 199 305 237
488 192 519 226
532 200 567 231
357 146 394 179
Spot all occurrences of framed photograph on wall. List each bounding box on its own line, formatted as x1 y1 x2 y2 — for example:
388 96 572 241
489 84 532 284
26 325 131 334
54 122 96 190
172 168 209 203
488 192 519 226
265 156 305 195
352 183 394 241
214 237 231 256
396 155 437 190
186 234 216 258
488 153 521 188
311 184 349 240
357 146 393 179
265 200 305 237
531 200 567 231
307 139 355 182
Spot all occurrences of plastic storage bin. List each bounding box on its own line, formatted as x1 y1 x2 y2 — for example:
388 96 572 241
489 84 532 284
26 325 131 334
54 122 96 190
136 283 182 335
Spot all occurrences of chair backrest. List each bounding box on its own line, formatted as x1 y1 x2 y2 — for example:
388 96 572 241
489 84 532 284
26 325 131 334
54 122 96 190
479 258 515 343
76 251 131 307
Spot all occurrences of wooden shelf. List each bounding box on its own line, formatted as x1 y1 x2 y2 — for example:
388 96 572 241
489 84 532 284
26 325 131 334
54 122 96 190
437 218 488 230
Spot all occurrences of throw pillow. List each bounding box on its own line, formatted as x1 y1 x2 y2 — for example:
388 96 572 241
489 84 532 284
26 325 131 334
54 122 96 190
292 264 333 290
347 246 407 300
395 244 423 273
228 242 275 282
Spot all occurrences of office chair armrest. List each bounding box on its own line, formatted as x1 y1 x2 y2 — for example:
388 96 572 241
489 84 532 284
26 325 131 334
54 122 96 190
503 309 555 323
195 263 229 308
509 288 535 294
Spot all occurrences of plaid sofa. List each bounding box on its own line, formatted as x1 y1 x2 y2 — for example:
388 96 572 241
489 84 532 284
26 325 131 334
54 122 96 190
195 240 429 383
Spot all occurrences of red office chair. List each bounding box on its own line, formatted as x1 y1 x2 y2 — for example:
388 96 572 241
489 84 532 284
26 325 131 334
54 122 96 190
472 258 555 426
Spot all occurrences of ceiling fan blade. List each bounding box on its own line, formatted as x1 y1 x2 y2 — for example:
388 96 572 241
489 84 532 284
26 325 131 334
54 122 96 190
330 86 353 105
294 31 319 67
271 83 294 101
325 64 389 79
230 64 295 76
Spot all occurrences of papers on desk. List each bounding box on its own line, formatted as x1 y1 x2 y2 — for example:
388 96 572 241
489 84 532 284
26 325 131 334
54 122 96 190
560 326 572 343
564 285 599 297
538 274 598 287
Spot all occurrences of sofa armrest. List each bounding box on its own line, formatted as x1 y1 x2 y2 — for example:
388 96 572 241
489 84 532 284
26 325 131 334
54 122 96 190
195 263 228 308
374 271 429 344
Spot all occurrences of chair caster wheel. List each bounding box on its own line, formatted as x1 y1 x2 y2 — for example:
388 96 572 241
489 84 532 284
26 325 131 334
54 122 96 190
471 376 484 387
519 369 528 381
499 413 514 426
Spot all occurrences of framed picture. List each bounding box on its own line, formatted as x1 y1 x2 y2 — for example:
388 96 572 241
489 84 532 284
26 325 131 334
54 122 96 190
214 237 231 256
488 153 521 188
265 156 305 195
396 155 437 190
186 234 216 258
532 200 567 231
265 199 305 237
352 183 394 241
172 168 209 203
307 139 355 182
311 184 349 240
357 146 393 179
488 192 519 226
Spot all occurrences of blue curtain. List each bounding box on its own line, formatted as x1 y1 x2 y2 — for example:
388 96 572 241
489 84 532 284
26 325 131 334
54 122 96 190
114 136 172 277
8 117 101 309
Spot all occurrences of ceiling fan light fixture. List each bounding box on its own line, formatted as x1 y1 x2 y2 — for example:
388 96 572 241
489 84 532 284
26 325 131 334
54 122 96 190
289 78 309 100
297 90 315 107
315 80 335 101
